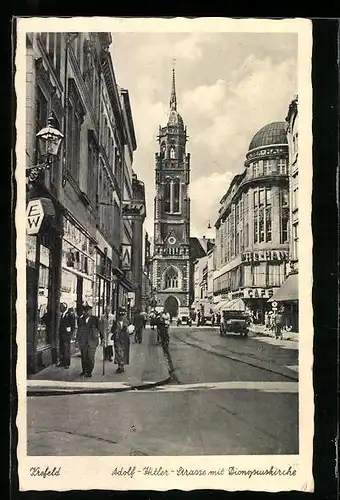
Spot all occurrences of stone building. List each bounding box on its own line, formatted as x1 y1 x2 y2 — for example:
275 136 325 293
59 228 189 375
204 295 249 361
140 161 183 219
269 97 299 331
25 32 138 374
213 122 290 323
151 69 191 319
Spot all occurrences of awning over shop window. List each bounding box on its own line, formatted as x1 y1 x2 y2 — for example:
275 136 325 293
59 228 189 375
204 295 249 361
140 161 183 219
268 273 298 302
220 298 246 312
212 297 246 312
211 300 229 313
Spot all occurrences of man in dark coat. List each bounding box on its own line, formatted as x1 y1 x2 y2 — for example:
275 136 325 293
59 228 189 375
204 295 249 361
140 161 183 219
76 303 100 377
111 307 131 373
57 303 76 369
133 309 144 344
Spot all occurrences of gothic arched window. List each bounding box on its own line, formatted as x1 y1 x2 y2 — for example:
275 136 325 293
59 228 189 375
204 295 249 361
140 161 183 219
164 181 171 213
173 179 180 212
164 266 179 289
170 147 176 159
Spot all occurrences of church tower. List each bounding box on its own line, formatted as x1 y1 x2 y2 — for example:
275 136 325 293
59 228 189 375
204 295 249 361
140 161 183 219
152 68 191 319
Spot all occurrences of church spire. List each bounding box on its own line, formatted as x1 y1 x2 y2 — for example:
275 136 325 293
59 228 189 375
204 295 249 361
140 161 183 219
170 63 177 111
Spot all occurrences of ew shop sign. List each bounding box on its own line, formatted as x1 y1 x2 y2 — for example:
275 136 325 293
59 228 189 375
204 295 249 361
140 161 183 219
26 198 55 235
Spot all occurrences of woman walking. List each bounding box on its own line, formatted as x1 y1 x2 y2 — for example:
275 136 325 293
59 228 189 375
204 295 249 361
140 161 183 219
111 307 132 373
99 305 115 361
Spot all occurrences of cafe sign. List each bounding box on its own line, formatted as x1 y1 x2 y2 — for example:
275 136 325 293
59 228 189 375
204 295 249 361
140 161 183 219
242 288 275 299
241 250 289 263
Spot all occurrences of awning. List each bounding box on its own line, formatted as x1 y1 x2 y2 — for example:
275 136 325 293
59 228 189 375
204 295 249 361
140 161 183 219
211 300 229 313
220 298 246 312
268 273 298 302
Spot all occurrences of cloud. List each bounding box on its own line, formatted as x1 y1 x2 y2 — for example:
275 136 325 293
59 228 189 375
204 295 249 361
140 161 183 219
136 33 213 65
181 79 227 116
189 171 234 236
195 56 297 160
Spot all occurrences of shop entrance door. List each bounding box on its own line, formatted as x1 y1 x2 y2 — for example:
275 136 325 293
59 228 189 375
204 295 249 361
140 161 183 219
76 277 83 317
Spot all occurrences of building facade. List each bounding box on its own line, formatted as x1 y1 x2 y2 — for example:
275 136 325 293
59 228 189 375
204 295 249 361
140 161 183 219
214 122 290 323
25 32 139 374
268 97 299 331
151 70 191 319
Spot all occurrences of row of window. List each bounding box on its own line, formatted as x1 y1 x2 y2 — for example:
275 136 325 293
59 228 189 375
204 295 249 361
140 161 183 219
248 158 288 178
163 179 181 214
217 188 289 265
214 262 287 292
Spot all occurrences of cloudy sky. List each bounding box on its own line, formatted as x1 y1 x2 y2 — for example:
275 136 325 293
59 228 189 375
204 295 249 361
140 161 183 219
110 32 297 238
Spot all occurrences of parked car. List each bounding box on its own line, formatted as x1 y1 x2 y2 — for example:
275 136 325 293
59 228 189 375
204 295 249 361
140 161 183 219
220 310 250 337
177 315 192 326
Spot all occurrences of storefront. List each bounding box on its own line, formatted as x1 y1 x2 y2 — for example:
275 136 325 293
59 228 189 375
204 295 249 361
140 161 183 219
61 216 96 319
231 287 278 324
26 199 62 375
268 272 299 331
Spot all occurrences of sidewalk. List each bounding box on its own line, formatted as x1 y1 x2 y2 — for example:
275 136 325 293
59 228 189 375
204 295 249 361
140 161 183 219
249 324 299 342
27 328 171 396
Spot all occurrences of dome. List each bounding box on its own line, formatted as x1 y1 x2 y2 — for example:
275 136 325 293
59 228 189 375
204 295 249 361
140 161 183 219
167 109 184 129
248 121 287 151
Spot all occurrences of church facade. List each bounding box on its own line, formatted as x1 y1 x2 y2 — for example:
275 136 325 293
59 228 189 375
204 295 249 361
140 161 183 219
151 69 190 319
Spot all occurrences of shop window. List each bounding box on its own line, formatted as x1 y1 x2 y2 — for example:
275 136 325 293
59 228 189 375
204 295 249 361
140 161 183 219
36 245 52 349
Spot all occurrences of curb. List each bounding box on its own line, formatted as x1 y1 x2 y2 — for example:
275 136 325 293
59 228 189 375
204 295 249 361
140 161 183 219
249 328 299 342
174 331 298 382
27 375 172 397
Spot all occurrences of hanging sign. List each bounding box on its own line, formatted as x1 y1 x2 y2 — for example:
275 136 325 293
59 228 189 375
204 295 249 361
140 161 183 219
122 201 145 218
121 244 132 271
26 198 55 235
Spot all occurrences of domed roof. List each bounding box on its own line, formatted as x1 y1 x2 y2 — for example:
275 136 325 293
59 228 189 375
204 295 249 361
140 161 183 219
249 121 287 151
167 109 184 129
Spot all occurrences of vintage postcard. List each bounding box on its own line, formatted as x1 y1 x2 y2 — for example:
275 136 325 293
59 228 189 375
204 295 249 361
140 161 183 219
15 17 313 492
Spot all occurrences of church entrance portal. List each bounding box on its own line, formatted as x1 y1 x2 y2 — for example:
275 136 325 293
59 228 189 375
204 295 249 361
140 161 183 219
164 296 179 319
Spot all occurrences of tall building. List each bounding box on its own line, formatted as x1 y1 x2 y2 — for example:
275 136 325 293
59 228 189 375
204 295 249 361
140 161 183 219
25 32 139 374
213 121 290 323
151 69 191 319
269 97 299 331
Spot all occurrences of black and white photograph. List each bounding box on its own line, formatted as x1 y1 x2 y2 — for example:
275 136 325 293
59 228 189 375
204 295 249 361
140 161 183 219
15 17 313 492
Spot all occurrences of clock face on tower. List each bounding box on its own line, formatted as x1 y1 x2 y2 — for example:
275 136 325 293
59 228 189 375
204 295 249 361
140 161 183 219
168 236 176 245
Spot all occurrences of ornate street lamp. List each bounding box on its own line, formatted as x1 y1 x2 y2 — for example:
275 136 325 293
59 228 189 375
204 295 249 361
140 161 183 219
26 115 64 183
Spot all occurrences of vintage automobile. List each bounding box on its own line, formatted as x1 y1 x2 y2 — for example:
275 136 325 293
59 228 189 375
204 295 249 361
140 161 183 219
219 310 250 337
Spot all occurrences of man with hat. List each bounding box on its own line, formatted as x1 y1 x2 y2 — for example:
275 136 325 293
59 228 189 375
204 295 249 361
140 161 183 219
76 302 100 377
57 302 76 369
111 307 131 373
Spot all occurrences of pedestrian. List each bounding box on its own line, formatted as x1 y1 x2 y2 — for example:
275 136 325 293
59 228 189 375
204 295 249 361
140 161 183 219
76 303 100 377
111 307 132 373
274 309 284 340
99 305 115 361
57 302 76 369
159 310 171 347
265 311 269 330
133 308 144 344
